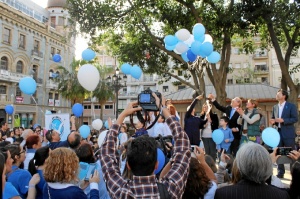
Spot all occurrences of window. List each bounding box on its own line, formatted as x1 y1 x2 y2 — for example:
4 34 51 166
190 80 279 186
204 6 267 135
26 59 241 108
233 48 239 55
236 79 242 84
16 61 23 73
55 93 59 100
105 105 113 109
122 88 127 92
94 105 101 109
16 87 22 96
243 63 249 68
56 49 61 55
118 100 127 109
235 63 241 68
244 78 250 83
58 16 64 26
50 16 56 28
32 65 38 79
19 34 25 49
255 64 268 71
1 57 8 70
0 85 6 94
48 92 53 100
3 28 11 44
51 47 55 56
84 105 91 109
178 85 186 90
163 86 169 92
178 70 183 76
261 77 268 83
34 40 40 52
227 79 233 84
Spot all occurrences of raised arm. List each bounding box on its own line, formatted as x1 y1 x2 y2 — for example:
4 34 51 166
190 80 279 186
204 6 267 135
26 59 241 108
184 95 203 120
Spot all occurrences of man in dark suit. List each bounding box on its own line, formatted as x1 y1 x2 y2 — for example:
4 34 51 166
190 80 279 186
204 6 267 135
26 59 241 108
270 89 298 178
208 94 241 156
215 142 290 199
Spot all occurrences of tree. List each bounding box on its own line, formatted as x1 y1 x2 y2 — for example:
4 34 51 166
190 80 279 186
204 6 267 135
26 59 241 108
241 0 300 104
92 65 115 120
56 58 88 105
67 0 251 106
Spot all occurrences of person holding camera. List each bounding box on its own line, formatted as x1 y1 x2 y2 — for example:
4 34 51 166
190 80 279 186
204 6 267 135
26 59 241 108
184 95 207 146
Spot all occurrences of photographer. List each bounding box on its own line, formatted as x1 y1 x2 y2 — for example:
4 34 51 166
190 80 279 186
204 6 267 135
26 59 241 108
100 93 191 198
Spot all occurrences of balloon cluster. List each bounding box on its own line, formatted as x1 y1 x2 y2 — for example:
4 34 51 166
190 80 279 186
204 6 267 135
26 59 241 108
120 63 143 80
164 23 221 64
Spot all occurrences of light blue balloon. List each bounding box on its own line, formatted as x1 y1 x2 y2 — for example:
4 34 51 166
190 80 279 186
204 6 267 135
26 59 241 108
52 54 61 62
262 127 280 148
130 65 142 80
19 77 37 95
187 49 197 62
165 45 176 51
82 49 96 61
155 148 166 174
181 52 189 62
5 105 14 115
72 103 84 117
104 120 109 129
207 51 221 63
193 24 205 39
199 42 214 58
212 129 225 144
164 35 178 46
191 41 202 55
194 35 205 43
121 63 132 75
79 125 90 139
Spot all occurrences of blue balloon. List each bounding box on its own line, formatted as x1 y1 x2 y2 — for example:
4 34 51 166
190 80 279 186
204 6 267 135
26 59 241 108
72 103 84 117
155 148 166 174
207 51 221 63
82 49 96 61
52 54 61 62
121 63 132 75
165 45 176 51
5 105 14 115
193 24 205 39
212 129 225 144
104 120 109 129
199 42 214 58
181 52 189 62
191 41 202 55
194 35 205 43
79 125 90 139
19 77 37 95
130 65 142 80
262 127 280 148
164 35 178 46
187 49 197 62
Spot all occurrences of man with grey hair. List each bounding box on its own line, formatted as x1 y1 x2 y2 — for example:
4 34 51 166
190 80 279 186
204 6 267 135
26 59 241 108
215 142 289 199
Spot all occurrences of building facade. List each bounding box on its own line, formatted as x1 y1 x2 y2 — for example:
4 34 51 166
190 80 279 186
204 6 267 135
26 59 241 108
0 0 75 128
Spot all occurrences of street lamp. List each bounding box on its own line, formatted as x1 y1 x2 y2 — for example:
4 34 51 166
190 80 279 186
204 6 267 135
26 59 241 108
107 68 127 118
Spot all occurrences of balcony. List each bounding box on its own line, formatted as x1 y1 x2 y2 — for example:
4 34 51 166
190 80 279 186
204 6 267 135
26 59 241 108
253 52 268 59
33 77 43 84
31 49 43 59
0 94 13 104
46 80 58 89
254 65 269 74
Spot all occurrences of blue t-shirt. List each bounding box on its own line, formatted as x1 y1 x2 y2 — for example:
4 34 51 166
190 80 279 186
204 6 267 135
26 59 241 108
36 170 46 199
3 182 20 199
7 165 32 199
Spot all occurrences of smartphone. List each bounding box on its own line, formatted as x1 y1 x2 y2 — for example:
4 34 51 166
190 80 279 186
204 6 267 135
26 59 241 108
276 147 292 156
190 145 197 152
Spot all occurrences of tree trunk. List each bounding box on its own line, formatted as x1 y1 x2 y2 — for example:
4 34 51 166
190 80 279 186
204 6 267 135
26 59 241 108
100 102 105 120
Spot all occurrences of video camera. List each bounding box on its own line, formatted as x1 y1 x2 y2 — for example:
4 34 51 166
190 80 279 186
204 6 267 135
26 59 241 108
138 88 162 111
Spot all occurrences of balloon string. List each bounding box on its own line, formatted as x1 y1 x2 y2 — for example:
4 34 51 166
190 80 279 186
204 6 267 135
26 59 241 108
91 91 95 120
31 95 44 114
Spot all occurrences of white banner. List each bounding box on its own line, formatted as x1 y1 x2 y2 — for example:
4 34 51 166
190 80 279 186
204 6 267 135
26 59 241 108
45 113 70 141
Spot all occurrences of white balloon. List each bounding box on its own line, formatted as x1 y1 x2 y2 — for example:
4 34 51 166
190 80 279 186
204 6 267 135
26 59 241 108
175 29 191 41
92 119 103 130
184 35 195 47
98 130 108 146
77 64 100 91
203 34 213 43
175 42 189 54
173 48 181 54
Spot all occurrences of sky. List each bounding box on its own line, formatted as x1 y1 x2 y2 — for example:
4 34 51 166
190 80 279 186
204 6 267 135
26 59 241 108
31 0 89 59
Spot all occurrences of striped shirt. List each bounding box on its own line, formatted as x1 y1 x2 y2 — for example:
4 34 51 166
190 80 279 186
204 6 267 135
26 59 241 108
100 116 191 199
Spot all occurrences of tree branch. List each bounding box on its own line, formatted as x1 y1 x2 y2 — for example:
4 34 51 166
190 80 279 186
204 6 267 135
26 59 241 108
175 0 202 23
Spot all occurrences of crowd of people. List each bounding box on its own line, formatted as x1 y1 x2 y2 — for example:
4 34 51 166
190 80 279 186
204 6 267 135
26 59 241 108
0 89 299 199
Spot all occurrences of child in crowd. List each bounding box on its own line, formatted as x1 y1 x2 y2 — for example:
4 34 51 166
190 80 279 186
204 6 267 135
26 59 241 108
217 116 234 159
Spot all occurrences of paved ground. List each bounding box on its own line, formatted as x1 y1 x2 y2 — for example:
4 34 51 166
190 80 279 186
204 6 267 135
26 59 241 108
273 164 291 188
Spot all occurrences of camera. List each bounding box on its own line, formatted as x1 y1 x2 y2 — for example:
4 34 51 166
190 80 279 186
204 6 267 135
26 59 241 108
138 89 161 111
276 147 292 156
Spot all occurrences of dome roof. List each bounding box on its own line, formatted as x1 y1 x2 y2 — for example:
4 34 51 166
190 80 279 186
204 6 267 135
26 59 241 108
47 0 67 8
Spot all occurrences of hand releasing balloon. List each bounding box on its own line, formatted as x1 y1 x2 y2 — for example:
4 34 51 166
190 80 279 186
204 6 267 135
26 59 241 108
92 119 103 130
79 125 90 139
77 64 100 91
262 127 280 148
5 105 14 115
19 77 37 95
212 129 225 144
82 49 96 61
72 103 84 117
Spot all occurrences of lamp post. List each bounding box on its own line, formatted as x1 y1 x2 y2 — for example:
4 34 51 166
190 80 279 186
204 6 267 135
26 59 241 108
107 68 127 118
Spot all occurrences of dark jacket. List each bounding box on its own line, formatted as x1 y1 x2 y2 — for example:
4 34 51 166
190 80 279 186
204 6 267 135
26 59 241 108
200 111 219 131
